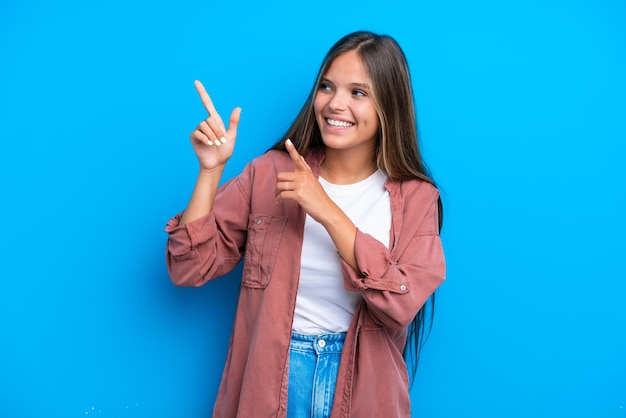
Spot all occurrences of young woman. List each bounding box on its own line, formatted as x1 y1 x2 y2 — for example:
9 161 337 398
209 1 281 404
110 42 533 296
165 31 446 418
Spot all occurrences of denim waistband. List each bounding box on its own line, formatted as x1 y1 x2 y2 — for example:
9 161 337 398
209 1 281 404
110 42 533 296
290 331 346 355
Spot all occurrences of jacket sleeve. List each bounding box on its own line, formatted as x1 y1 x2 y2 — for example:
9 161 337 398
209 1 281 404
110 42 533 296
164 172 252 287
340 188 446 330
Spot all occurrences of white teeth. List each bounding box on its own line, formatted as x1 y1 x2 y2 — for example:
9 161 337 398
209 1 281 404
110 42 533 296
326 118 354 128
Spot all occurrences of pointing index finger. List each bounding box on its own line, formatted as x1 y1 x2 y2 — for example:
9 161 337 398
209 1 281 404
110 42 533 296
285 139 310 172
194 80 221 120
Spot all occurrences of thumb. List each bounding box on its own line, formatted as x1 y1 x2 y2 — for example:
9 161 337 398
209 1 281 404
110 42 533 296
227 107 242 139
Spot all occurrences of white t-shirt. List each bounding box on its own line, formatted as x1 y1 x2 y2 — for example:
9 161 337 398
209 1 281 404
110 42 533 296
292 170 391 334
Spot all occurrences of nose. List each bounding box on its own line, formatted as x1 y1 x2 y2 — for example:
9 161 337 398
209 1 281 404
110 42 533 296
328 91 347 111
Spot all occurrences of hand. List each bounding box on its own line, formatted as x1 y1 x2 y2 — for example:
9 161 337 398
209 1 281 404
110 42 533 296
189 80 241 171
275 139 335 223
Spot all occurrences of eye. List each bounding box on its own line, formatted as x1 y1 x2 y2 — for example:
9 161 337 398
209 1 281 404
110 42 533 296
319 82 332 92
353 89 366 97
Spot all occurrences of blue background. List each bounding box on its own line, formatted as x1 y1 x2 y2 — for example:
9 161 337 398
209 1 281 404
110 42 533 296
1 0 625 416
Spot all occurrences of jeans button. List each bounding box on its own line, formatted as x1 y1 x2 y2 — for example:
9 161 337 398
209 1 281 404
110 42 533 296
318 339 326 348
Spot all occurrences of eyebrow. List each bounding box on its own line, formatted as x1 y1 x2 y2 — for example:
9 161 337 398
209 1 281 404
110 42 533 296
321 78 371 90
351 82 370 90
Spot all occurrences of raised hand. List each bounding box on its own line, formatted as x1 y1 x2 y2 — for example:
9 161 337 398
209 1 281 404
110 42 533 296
190 80 241 171
275 139 335 223
276 139 359 270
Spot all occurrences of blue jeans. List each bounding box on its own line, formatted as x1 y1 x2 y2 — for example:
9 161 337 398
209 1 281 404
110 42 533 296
287 332 346 418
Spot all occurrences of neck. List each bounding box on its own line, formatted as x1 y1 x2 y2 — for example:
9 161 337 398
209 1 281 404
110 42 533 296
321 148 377 185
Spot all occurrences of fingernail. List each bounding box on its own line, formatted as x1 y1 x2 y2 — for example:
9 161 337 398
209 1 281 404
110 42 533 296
215 140 221 147
286 138 292 146
220 137 227 144
207 139 213 146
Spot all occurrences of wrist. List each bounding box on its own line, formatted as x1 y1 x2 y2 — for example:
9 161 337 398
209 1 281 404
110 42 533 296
199 164 226 177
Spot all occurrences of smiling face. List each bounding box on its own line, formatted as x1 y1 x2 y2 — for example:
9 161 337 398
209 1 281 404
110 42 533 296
313 50 380 157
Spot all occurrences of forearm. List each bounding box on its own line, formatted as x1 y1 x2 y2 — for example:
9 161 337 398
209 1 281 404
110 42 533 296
336 232 445 330
339 195 446 330
321 204 359 272
180 165 225 225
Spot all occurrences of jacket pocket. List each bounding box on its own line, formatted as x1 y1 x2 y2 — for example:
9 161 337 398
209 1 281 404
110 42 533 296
241 214 287 289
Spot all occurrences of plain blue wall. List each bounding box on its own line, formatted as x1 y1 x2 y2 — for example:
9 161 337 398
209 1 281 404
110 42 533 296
1 0 625 416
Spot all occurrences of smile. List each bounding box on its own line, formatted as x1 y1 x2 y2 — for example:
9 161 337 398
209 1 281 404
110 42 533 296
326 118 354 128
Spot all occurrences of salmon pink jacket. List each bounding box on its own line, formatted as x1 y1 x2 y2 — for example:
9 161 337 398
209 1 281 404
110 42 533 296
165 149 446 418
